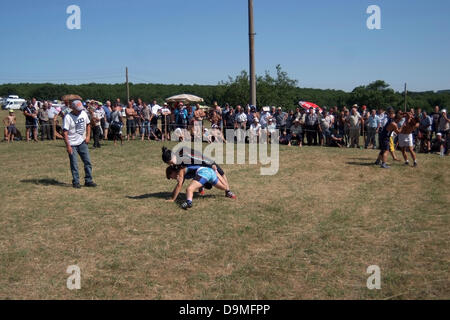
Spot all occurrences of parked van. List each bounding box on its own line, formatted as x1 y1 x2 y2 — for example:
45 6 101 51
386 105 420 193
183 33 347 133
2 95 27 110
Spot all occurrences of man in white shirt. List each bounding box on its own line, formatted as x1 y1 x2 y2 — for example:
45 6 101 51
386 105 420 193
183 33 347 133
347 107 363 148
47 102 60 140
151 100 162 134
233 105 247 143
249 118 261 144
63 100 97 189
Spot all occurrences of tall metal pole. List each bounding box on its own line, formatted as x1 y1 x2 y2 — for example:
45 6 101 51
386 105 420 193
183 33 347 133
126 67 130 103
404 83 407 112
248 0 256 106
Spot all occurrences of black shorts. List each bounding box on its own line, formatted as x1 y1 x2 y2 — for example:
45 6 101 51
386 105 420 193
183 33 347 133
26 121 37 129
380 138 390 151
7 125 17 135
126 119 136 134
215 164 225 176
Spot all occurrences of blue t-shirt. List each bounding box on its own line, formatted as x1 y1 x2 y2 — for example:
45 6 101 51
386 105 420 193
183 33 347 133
103 106 112 122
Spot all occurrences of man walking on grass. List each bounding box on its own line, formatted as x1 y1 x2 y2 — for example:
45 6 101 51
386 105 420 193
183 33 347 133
63 100 97 189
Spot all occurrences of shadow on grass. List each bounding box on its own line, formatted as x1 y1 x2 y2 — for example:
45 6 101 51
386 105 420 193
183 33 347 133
346 162 375 167
20 178 70 187
349 157 375 161
126 192 216 200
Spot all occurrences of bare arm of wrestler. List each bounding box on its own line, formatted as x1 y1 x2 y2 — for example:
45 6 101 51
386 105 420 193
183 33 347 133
167 169 185 202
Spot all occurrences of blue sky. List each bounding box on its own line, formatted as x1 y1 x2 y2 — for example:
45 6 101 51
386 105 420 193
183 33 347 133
0 0 449 92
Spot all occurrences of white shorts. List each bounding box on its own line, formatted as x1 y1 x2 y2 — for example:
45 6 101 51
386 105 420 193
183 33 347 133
398 133 413 148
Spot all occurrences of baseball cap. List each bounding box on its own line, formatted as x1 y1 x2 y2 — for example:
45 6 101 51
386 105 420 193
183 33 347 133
71 100 84 111
9 109 14 113
442 109 447 113
437 133 443 136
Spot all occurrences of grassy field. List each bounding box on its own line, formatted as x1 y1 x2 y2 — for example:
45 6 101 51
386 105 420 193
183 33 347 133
0 110 449 299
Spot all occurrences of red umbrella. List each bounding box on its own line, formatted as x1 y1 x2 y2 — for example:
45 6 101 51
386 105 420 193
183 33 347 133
299 101 323 113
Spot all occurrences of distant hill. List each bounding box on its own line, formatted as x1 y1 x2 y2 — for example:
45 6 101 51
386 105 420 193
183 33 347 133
437 90 450 94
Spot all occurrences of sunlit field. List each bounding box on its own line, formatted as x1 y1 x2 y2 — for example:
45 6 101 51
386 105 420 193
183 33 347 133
0 110 448 299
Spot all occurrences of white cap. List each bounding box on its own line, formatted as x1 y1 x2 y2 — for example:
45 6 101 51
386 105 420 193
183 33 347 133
71 100 84 111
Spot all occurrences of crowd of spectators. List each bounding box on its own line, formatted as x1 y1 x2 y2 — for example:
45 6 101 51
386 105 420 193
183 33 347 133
2 98 449 156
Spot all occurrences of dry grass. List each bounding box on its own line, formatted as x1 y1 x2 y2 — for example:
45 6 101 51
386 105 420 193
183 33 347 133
0 110 449 299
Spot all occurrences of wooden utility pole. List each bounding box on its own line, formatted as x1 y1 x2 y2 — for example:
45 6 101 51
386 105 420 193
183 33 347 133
248 0 256 106
126 67 130 103
404 83 407 112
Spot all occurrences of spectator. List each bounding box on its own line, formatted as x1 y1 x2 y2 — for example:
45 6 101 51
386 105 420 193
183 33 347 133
209 110 222 128
286 110 295 134
305 109 318 146
151 100 162 132
134 99 144 138
259 108 270 130
430 106 440 139
63 100 96 188
6 110 17 143
38 102 51 141
275 107 288 132
437 109 450 137
186 104 196 132
141 103 151 141
48 102 60 140
24 102 38 142
348 107 363 148
245 105 255 130
270 106 276 117
431 133 446 156
249 117 261 144
125 101 137 141
175 102 188 129
289 119 303 147
365 109 380 149
234 105 247 143
279 130 291 145
361 105 369 141
222 104 231 129
110 103 124 146
267 118 277 143
210 124 226 143
102 101 112 140
318 110 332 146
92 102 104 148
329 130 346 148
160 103 172 141
419 111 433 153
224 107 235 133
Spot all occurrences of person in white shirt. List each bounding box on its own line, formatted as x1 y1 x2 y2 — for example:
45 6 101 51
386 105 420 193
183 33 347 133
249 118 261 144
91 102 105 148
160 103 171 141
63 100 97 188
234 105 247 143
266 118 277 143
47 102 61 140
151 100 162 118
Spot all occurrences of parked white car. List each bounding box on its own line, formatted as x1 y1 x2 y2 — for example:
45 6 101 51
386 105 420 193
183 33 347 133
2 95 27 110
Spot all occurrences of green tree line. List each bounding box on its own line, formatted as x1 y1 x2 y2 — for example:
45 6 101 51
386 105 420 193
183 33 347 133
1 65 449 112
